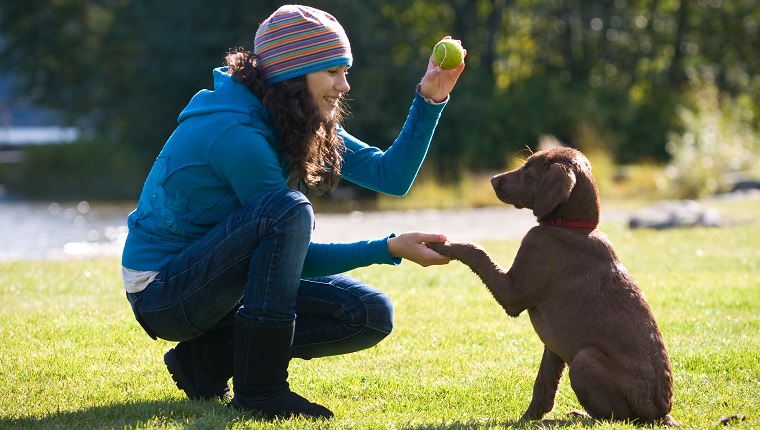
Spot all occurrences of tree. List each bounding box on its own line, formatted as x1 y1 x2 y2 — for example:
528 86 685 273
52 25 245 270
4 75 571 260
1 0 758 195
0 1 279 155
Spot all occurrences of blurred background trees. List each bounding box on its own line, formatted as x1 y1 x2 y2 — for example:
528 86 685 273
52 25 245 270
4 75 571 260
1 0 758 201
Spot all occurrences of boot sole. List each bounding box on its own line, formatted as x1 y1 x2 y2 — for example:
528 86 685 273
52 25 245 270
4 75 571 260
230 391 334 419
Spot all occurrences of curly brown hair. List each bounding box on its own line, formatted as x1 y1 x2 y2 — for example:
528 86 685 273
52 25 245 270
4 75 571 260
224 48 346 195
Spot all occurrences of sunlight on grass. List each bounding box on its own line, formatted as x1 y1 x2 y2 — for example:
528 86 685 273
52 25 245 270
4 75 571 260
374 155 678 213
377 168 502 211
1 201 758 429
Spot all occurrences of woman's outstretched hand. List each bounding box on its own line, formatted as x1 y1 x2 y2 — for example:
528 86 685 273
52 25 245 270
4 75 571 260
388 232 451 266
418 36 466 103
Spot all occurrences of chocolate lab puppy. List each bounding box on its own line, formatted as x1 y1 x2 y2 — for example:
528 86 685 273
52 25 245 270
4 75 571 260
427 147 679 426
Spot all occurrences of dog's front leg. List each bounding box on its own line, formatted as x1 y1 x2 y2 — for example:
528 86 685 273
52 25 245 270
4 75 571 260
426 241 521 315
425 241 506 282
522 346 566 421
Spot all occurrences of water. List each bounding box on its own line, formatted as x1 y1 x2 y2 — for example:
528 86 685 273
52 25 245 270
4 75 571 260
0 199 542 262
2 193 753 263
0 199 132 261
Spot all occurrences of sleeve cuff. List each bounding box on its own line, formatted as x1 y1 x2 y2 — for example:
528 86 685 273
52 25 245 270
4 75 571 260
415 84 449 105
366 233 402 266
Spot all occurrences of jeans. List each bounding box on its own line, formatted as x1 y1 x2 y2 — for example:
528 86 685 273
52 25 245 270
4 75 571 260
126 189 393 359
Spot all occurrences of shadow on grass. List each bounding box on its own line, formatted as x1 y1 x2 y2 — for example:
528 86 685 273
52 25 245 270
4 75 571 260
400 417 597 429
0 399 239 429
1 400 600 429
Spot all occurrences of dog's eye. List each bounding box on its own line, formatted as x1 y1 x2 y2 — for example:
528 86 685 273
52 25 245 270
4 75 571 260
522 162 538 179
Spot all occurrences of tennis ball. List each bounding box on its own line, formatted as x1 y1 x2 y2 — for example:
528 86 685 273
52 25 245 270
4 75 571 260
432 39 464 70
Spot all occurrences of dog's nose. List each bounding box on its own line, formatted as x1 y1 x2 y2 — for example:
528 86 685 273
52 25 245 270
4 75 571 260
490 175 501 188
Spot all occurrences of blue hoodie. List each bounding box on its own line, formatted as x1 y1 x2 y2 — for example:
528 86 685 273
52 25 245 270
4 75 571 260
122 67 446 277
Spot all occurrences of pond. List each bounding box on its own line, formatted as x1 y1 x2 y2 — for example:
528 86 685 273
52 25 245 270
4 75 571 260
0 198 543 262
0 199 132 261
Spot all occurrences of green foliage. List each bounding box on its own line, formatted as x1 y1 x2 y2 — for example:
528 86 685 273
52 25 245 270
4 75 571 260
5 141 149 200
665 80 760 198
1 201 759 428
1 0 760 198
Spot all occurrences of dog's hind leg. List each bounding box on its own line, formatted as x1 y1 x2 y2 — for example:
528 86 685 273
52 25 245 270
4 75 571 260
521 346 566 421
568 347 632 421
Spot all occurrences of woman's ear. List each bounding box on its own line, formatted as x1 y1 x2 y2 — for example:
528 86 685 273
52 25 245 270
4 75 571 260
532 163 576 218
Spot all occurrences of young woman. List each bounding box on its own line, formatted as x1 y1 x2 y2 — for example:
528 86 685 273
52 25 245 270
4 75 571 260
121 4 465 419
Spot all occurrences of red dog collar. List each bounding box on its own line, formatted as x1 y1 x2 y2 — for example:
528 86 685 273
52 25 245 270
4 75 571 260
539 217 598 229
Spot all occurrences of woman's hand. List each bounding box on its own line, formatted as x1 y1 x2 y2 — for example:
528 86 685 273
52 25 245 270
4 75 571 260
418 36 466 103
388 232 451 266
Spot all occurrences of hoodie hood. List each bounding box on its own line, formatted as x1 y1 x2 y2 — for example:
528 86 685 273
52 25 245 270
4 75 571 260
178 67 271 125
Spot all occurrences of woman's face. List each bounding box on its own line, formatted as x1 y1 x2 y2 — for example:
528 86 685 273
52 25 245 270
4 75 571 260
305 66 350 120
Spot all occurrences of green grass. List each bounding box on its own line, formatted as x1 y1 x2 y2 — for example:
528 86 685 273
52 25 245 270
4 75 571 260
1 199 759 429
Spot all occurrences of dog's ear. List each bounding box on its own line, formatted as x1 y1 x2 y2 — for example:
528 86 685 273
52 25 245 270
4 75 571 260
533 163 576 218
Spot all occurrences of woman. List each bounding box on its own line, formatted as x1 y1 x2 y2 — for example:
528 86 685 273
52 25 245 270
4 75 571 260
122 4 465 419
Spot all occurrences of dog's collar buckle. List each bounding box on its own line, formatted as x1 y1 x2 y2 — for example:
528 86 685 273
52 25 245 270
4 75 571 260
539 217 598 229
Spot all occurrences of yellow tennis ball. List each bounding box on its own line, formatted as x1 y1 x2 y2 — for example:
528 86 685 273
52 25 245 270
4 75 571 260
432 39 464 70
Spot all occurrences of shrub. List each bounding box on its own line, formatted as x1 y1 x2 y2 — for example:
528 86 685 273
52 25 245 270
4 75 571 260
665 81 760 198
6 141 148 201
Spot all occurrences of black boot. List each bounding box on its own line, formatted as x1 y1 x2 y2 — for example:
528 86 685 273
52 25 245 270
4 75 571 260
164 325 234 401
230 316 333 419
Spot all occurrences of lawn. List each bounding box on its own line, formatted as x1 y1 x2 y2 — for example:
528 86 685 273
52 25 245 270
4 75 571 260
1 197 758 429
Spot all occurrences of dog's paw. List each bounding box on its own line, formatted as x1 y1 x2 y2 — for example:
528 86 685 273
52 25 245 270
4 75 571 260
718 414 744 426
424 241 449 256
568 410 592 420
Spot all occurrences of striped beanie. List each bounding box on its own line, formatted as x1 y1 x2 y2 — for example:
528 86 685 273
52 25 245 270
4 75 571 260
254 5 353 84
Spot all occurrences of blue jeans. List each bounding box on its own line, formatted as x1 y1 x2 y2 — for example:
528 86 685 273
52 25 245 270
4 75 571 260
126 189 393 359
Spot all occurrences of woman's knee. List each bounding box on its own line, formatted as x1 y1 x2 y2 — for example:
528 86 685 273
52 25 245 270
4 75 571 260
276 189 313 224
362 287 394 336
290 276 394 358
241 189 314 233
328 274 394 335
340 285 393 352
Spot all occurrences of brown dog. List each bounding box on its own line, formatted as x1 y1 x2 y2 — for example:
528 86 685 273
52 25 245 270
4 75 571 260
427 147 679 426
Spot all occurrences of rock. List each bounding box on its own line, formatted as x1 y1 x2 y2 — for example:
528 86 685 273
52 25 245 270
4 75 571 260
731 180 760 193
628 200 725 230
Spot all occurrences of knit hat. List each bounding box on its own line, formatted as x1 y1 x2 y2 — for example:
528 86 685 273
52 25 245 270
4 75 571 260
254 5 353 84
